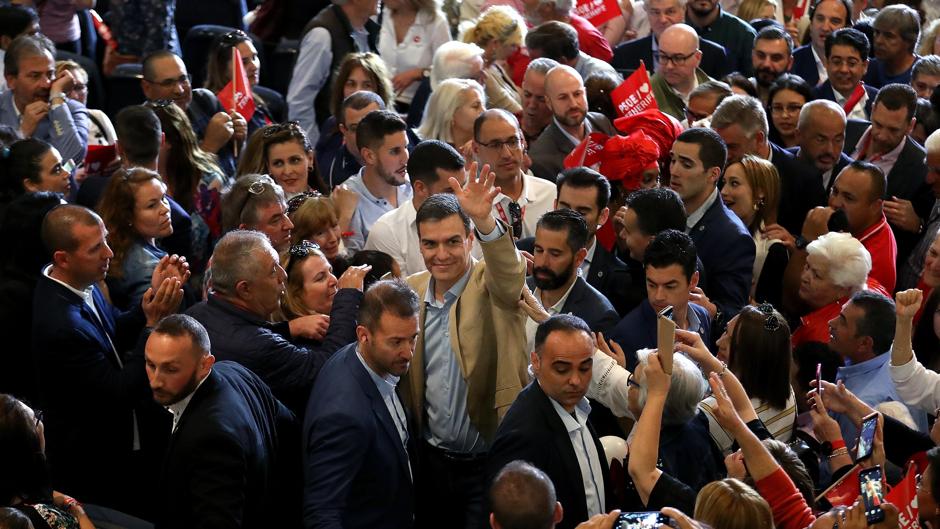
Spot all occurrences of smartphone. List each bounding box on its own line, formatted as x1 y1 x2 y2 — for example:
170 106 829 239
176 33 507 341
828 208 850 233
616 512 678 529
815 363 822 395
657 305 676 375
859 466 886 524
856 413 878 461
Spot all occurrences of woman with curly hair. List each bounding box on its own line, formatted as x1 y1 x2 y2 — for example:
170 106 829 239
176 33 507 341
238 122 327 198
462 5 525 114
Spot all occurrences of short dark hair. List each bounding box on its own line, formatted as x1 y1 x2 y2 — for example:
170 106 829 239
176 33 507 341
358 279 420 332
490 461 557 529
153 314 211 357
356 110 408 153
808 0 851 31
754 25 794 54
339 90 386 126
115 105 162 165
845 160 887 201
721 72 758 98
556 167 611 211
624 187 687 236
0 138 51 200
416 193 472 236
0 507 32 529
41 204 102 254
4 33 53 77
408 140 465 188
537 209 589 253
534 314 592 355
0 191 59 276
525 21 579 61
0 5 37 40
825 27 870 59
349 250 398 291
643 229 698 281
849 290 896 355
141 49 180 81
768 74 813 112
873 83 917 122
675 128 728 175
473 108 520 143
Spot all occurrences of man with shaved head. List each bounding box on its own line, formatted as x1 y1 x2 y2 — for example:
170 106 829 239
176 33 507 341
650 24 713 121
529 65 615 182
792 100 853 195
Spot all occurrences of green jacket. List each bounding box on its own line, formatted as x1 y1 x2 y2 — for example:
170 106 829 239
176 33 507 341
650 69 713 121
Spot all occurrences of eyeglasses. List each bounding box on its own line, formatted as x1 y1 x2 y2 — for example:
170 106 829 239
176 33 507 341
827 57 863 69
507 201 523 237
654 50 698 66
286 190 324 215
478 136 522 151
771 104 803 116
144 73 192 89
219 29 249 45
286 240 321 275
757 303 781 332
627 372 642 389
144 99 175 110
263 121 304 138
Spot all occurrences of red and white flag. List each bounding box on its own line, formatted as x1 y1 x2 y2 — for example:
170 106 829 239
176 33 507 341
564 132 609 169
574 0 622 27
217 47 256 120
610 61 658 118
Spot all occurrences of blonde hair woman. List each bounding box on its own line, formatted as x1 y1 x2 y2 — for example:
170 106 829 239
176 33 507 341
417 78 486 150
920 19 940 56
694 479 774 529
736 0 777 21
462 6 525 114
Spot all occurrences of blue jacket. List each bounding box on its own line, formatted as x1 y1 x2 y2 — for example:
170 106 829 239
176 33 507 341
612 34 730 79
0 89 88 164
525 275 619 333
791 45 821 87
608 299 712 370
302 343 414 529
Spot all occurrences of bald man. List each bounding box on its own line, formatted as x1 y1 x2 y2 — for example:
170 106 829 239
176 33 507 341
528 65 615 182
791 100 853 195
650 24 713 121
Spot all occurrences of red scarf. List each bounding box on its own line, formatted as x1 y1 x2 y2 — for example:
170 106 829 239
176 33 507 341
842 83 866 116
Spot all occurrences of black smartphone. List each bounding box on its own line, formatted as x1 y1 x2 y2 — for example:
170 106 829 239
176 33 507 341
616 512 677 529
856 413 878 461
859 466 886 524
828 208 849 232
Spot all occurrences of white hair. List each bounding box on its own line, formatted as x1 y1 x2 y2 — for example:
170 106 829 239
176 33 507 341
417 78 486 144
430 41 485 90
798 99 846 130
805 232 871 291
711 94 769 137
538 0 575 14
635 348 707 426
926 128 940 154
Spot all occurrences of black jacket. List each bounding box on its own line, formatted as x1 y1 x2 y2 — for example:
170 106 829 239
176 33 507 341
612 34 730 79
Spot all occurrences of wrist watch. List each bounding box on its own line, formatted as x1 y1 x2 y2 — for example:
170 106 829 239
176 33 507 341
49 92 67 104
795 235 810 250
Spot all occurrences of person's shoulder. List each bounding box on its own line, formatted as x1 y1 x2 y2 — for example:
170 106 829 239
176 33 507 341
524 172 557 193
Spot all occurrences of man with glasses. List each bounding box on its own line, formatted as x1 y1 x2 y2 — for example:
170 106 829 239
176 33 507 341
650 24 712 122
0 34 88 166
141 50 246 178
813 28 877 121
749 26 793 105
473 109 556 240
220 173 294 253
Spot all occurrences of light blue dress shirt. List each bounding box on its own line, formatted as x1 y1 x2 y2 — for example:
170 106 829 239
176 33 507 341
356 348 412 478
343 168 414 252
547 390 605 516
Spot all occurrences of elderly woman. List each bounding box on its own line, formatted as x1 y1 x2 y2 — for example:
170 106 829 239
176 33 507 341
461 6 526 114
417 78 486 154
56 60 116 146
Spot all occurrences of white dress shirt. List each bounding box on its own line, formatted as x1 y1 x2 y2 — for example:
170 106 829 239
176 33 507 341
492 173 557 240
377 9 451 104
546 391 606 516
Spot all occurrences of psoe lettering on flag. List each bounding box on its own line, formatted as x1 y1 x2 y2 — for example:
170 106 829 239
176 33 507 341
217 47 256 121
564 132 610 169
574 0 621 27
610 61 658 118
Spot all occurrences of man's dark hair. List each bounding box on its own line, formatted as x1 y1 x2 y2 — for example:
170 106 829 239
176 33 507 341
473 108 520 143
416 193 472 236
0 6 37 41
556 167 611 211
41 204 102 254
825 27 870 59
873 83 917 122
153 314 211 357
115 105 162 165
350 250 398 291
141 49 180 82
338 90 386 126
4 34 53 77
0 507 32 529
690 80 734 104
845 160 887 201
525 21 579 61
534 314 592 355
675 128 728 174
356 110 408 153
537 208 589 253
643 229 698 282
808 0 851 32
0 191 58 276
624 188 687 236
754 25 794 54
408 140 465 188
490 460 557 529
358 279 420 332
849 290 896 355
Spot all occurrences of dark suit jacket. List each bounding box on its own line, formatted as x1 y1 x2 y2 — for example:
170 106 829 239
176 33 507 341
525 276 619 333
786 146 854 195
158 362 295 529
608 298 712 370
32 274 151 504
770 143 828 236
529 113 615 183
303 343 414 529
812 81 877 119
689 194 755 324
487 381 613 529
844 118 871 154
611 35 730 79
791 45 821 86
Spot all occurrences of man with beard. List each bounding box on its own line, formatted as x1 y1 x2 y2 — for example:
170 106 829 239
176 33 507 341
649 24 713 121
0 34 88 165
146 314 295 529
529 65 615 182
749 26 794 105
813 28 877 121
520 58 559 144
343 109 413 251
685 0 755 75
790 0 851 87
863 5 921 89
792 100 853 195
524 209 618 352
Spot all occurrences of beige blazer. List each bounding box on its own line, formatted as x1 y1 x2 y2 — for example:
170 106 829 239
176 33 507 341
402 225 529 443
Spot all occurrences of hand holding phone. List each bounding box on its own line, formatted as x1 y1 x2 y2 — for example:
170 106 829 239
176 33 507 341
616 512 678 529
856 413 878 461
859 466 886 524
657 306 676 375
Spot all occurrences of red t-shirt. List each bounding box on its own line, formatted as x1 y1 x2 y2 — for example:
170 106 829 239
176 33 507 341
568 13 613 62
857 214 897 293
792 277 890 349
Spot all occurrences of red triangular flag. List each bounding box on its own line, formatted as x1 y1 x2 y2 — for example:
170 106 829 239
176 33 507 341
610 61 658 118
817 464 862 508
885 456 925 529
564 132 609 169
217 47 256 120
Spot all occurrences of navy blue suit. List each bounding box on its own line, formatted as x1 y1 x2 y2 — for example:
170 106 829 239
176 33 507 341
526 276 619 333
611 35 730 79
812 80 877 119
608 299 711 370
787 146 854 195
769 143 828 236
791 45 821 86
302 343 414 529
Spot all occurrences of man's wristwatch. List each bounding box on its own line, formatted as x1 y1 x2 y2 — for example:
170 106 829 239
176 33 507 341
795 235 810 250
49 92 67 104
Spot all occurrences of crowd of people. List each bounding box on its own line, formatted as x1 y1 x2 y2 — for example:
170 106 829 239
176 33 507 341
3 0 940 528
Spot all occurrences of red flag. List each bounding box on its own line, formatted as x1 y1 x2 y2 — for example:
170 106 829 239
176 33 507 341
818 464 862 507
217 47 256 121
610 61 658 118
83 144 117 178
564 132 609 169
574 0 621 27
886 456 926 529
